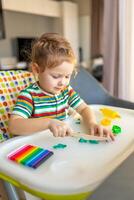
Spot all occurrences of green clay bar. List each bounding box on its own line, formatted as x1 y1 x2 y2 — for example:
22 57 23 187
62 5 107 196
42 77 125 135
79 138 88 143
112 125 122 135
53 143 67 149
89 140 99 144
79 138 99 144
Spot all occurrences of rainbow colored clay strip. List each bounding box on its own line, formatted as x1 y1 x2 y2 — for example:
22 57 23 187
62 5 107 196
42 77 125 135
7 145 34 161
8 144 54 169
26 150 53 168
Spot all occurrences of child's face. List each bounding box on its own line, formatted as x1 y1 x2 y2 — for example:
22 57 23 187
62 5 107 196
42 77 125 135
38 61 74 95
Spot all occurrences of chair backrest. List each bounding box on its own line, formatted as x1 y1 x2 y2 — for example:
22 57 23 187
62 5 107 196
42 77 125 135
0 70 35 142
71 67 134 110
71 67 110 104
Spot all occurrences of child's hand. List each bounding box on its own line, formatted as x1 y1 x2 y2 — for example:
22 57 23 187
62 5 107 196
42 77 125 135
48 119 73 137
88 122 115 141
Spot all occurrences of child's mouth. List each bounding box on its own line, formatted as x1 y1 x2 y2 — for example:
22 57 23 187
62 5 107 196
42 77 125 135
55 87 62 91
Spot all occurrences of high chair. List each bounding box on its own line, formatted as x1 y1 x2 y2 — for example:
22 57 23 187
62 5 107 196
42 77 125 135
0 68 134 200
0 70 35 199
70 67 134 200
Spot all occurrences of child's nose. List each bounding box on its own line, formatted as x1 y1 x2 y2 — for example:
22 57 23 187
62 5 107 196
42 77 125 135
58 78 67 86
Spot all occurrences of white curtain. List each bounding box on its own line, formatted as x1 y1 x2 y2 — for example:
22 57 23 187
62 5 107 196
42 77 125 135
118 0 134 101
102 0 119 97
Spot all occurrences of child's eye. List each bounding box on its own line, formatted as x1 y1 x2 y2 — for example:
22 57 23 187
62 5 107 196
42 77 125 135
51 75 71 79
52 75 60 79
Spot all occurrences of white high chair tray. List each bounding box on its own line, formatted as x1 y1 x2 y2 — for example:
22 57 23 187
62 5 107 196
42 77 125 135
0 105 134 195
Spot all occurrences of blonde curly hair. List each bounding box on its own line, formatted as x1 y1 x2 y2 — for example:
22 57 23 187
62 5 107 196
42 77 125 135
31 33 76 72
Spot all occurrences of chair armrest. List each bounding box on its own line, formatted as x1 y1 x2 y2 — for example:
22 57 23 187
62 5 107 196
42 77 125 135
105 95 134 110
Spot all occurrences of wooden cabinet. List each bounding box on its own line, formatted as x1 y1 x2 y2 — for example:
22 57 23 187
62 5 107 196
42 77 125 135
1 0 79 61
2 0 61 17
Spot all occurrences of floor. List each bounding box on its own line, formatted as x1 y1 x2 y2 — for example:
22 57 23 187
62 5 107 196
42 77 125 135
0 180 8 200
0 180 26 200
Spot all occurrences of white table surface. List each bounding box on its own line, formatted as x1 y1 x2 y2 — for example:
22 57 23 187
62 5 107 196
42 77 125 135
0 105 134 195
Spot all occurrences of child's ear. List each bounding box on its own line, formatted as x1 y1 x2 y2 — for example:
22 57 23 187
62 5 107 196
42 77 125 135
31 63 40 81
32 63 40 74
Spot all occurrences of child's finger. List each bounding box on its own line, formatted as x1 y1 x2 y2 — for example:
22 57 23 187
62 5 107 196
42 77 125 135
60 127 67 137
56 126 64 137
67 127 74 136
103 128 115 141
109 131 115 141
90 126 95 135
92 125 98 136
52 127 59 137
96 125 104 137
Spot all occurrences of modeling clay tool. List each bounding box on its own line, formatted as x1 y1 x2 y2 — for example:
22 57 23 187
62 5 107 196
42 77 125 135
71 132 109 141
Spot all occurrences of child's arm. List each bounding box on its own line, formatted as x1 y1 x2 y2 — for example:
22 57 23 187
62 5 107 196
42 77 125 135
9 115 50 135
75 102 115 141
9 115 72 137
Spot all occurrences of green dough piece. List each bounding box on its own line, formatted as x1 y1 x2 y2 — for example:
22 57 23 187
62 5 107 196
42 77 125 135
112 125 122 135
79 138 88 143
89 140 99 144
53 143 67 149
79 138 99 144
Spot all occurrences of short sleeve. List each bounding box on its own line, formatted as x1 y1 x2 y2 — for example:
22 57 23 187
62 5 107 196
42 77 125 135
68 85 83 109
12 90 33 118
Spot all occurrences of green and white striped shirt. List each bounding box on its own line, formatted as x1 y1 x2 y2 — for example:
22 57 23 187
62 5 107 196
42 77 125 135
12 83 83 120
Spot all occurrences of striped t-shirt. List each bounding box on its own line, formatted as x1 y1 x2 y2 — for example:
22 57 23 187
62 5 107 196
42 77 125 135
12 83 83 120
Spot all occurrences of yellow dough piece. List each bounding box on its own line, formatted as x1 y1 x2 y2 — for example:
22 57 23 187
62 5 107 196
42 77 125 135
100 108 121 119
100 118 111 126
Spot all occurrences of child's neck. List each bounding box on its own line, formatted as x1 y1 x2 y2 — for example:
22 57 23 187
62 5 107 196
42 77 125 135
36 81 61 96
